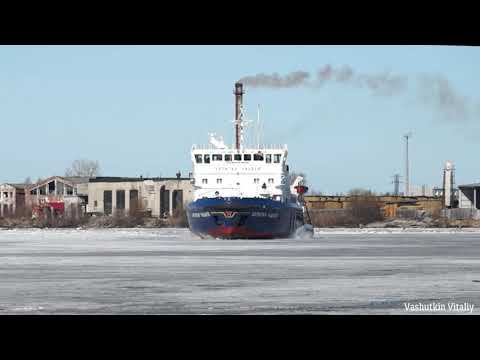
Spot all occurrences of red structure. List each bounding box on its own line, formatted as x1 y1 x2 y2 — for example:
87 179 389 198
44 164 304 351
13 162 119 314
32 198 65 218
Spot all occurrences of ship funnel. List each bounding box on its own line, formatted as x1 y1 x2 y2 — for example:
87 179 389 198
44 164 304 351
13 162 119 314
234 82 244 150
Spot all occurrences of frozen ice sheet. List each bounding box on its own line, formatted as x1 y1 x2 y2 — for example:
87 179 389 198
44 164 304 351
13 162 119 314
1 228 480 314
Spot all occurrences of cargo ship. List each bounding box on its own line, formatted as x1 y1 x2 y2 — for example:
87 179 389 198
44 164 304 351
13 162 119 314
186 82 313 239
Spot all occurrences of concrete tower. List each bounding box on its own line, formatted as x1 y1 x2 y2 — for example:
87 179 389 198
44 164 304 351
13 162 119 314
443 160 455 208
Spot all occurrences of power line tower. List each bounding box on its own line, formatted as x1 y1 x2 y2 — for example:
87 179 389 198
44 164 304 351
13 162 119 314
403 132 413 196
391 174 402 196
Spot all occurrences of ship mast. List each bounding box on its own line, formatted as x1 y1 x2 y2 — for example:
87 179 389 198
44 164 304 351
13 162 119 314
234 82 244 150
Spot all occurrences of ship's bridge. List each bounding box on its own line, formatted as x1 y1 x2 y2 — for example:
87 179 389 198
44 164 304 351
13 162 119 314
190 145 289 201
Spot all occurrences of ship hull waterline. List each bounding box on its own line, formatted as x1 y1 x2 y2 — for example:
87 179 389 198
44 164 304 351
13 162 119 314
187 197 304 239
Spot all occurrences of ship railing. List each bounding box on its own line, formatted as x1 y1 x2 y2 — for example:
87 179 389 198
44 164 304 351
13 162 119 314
192 144 287 151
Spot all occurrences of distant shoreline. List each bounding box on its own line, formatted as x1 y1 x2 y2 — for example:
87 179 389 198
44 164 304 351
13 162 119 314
2 226 480 233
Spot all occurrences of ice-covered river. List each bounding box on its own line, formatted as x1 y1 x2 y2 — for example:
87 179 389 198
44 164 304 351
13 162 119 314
1 227 480 314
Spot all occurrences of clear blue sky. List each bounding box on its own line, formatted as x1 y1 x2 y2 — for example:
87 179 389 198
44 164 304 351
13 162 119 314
1 45 479 194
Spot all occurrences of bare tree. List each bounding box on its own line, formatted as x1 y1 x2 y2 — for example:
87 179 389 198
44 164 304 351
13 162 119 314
24 177 32 185
65 159 101 177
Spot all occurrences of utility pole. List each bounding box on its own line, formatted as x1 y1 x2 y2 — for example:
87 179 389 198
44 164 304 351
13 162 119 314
404 132 413 196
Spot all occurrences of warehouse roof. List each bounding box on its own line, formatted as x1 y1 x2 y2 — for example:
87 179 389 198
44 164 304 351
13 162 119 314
64 176 91 184
1 183 29 190
28 176 89 190
458 183 480 189
89 176 190 183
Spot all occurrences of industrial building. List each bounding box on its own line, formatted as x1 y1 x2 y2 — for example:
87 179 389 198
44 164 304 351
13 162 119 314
0 183 27 217
458 183 480 210
305 195 443 219
439 183 480 220
86 176 193 217
26 176 90 218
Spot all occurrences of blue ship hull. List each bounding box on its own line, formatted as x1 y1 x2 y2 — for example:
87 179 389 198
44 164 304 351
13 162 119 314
186 197 305 239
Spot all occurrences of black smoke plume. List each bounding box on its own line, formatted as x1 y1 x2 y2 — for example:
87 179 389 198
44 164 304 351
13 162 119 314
239 65 478 121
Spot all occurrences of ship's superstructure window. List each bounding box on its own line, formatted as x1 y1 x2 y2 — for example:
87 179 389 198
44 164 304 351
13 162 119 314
204 154 210 164
254 153 264 161
234 154 242 161
216 178 222 184
266 154 272 163
202 179 208 184
274 154 281 163
244 154 251 161
254 178 260 184
268 178 274 184
195 154 203 163
213 154 223 161
225 154 232 161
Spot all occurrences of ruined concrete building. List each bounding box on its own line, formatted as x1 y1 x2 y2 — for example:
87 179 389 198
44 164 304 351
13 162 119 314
458 183 480 210
3 174 194 219
0 183 27 217
86 176 193 217
26 176 90 218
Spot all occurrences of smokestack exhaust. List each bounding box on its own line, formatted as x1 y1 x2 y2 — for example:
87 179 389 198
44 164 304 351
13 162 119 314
239 66 480 122
234 82 244 150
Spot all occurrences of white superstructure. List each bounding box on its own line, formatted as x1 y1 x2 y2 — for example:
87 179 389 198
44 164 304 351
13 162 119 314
189 82 302 203
190 143 291 201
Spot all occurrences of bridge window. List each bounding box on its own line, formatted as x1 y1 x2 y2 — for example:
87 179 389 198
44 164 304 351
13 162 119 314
202 179 208 184
274 154 281 163
266 154 272 163
254 153 264 161
217 178 222 184
195 154 203 163
254 178 259 184
243 154 251 161
212 154 223 161
204 154 210 164
234 154 242 161
268 178 274 184
225 154 232 161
